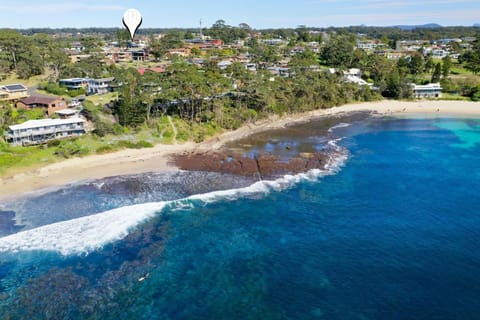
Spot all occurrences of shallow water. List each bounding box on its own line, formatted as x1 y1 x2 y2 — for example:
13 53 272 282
1 116 480 319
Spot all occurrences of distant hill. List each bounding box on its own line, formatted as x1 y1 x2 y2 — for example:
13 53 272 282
392 23 443 30
474 23 480 27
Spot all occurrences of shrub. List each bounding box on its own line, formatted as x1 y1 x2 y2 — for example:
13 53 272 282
176 130 190 142
54 140 89 158
116 140 153 149
95 145 116 153
46 140 61 147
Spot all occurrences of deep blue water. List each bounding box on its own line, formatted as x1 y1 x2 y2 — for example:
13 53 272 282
1 116 480 319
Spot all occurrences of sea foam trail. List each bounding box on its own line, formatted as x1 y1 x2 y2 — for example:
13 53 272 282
328 123 350 133
0 140 348 257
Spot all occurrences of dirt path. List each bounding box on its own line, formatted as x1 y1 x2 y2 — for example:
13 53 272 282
167 116 178 143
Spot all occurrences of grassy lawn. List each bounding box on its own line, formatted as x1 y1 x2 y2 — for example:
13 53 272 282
450 66 472 75
0 143 57 175
438 93 471 101
0 74 47 87
0 125 173 176
85 92 119 105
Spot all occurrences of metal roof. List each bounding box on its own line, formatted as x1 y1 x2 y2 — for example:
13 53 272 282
9 118 85 131
1 84 27 92
55 109 78 115
19 95 63 105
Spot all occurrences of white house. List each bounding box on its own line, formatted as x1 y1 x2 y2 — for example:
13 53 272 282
58 78 88 90
0 84 29 101
87 77 115 95
412 83 442 98
5 118 86 146
59 77 115 95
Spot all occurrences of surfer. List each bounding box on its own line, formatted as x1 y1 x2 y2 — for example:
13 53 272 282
138 272 150 282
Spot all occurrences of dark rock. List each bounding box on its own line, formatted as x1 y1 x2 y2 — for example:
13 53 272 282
172 150 327 179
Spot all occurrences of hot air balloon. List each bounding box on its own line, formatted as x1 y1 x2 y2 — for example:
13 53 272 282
122 9 142 41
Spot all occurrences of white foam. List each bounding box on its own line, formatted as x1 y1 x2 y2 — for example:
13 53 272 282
328 122 350 133
0 139 348 257
0 202 167 256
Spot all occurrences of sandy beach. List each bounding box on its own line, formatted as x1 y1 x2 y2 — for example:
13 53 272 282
1 99 479 200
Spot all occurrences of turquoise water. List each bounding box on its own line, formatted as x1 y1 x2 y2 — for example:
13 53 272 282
1 116 480 319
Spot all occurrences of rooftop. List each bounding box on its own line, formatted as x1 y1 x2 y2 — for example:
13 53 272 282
9 118 85 131
413 83 442 89
19 95 63 105
55 109 78 116
0 84 27 92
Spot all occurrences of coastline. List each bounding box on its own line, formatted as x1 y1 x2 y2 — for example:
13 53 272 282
1 99 479 201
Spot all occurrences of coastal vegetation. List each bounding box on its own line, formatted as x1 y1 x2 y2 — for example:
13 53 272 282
0 24 479 174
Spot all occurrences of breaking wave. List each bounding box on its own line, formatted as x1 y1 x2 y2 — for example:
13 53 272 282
0 140 348 257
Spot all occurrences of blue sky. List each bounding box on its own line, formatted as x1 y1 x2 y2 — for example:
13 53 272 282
0 0 479 29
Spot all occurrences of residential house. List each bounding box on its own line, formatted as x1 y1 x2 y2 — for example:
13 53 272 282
306 42 320 53
55 108 79 119
412 83 442 98
59 78 89 90
357 40 378 51
432 49 448 59
168 47 191 57
114 50 133 63
387 52 404 60
344 75 372 87
290 47 305 55
59 77 115 95
4 118 86 146
343 69 371 87
131 49 148 61
16 95 67 116
267 66 291 77
0 84 29 101
87 77 115 95
217 60 233 70
262 39 286 46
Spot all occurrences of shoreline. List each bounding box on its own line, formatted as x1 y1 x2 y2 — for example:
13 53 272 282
1 99 479 201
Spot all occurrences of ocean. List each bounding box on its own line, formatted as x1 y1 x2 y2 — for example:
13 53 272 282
1 114 480 319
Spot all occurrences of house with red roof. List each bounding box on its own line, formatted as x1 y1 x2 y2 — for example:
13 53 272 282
16 95 68 116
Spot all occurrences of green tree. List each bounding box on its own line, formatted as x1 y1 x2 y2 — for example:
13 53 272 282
424 55 435 73
381 69 412 99
149 32 184 61
442 55 452 78
462 51 480 74
380 35 389 46
461 36 480 75
117 29 130 47
289 49 319 70
431 62 442 83
0 29 23 70
408 53 424 77
397 57 410 76
206 19 247 43
115 69 146 126
190 47 201 57
366 55 395 82
80 36 102 54
319 35 355 68
0 29 43 78
296 25 311 43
